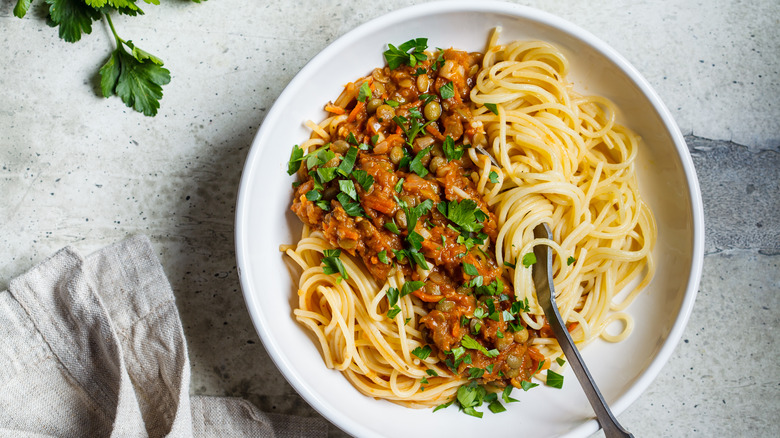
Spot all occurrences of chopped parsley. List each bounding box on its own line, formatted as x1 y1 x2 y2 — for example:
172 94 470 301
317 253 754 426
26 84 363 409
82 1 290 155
442 135 464 162
336 192 364 217
520 380 539 391
377 250 390 264
460 334 498 358
337 146 358 176
357 81 371 102
546 370 564 389
412 345 432 360
383 38 428 70
287 145 304 175
521 252 537 268
484 103 499 115
321 249 348 282
394 177 404 193
439 81 455 99
489 171 499 183
338 179 358 201
351 169 374 191
437 199 487 233
567 255 576 266
400 281 425 297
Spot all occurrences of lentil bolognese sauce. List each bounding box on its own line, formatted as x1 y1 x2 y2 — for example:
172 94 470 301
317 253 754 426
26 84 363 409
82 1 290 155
282 29 656 415
290 44 543 389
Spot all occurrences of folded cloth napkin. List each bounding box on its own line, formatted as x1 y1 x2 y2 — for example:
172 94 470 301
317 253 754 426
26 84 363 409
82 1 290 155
0 235 327 438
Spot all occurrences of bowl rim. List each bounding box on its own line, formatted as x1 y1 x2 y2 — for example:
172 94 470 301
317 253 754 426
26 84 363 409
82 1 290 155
235 1 705 436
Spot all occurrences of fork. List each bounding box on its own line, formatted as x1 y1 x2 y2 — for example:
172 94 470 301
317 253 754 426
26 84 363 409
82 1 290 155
532 223 635 438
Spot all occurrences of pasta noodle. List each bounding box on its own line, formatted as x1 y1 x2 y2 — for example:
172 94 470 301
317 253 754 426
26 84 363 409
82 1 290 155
282 27 655 409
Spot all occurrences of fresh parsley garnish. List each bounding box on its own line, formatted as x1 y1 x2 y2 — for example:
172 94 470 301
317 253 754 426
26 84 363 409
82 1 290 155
412 345 432 360
287 145 304 175
437 199 486 233
484 103 499 115
521 252 537 267
337 146 358 176
567 256 576 266
489 171 499 183
547 370 564 389
377 250 390 264
321 249 348 282
400 281 425 297
352 169 374 191
439 81 455 99
442 135 464 162
336 192 364 217
383 38 428 70
520 380 539 391
357 81 371 102
460 335 498 358
338 179 358 201
409 146 432 177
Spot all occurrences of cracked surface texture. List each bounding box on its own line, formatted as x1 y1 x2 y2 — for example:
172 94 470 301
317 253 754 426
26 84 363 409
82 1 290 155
1 1 778 437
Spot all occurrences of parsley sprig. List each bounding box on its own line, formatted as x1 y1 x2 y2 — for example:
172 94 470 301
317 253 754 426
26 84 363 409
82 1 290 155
383 38 428 70
12 0 205 116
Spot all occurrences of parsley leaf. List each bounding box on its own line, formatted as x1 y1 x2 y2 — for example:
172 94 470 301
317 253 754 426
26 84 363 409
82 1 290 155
287 145 304 175
439 81 455 99
567 256 576 266
322 249 348 282
394 177 405 193
442 135 464 162
438 199 486 233
44 0 102 43
412 345 432 360
546 370 564 389
383 38 428 70
484 103 499 115
520 380 539 391
352 169 374 191
357 81 371 102
337 146 358 176
502 386 519 403
377 250 390 264
555 357 566 366
338 179 358 201
461 335 498 358
489 171 499 183
522 252 537 267
409 147 432 177
99 36 171 117
386 287 399 307
462 262 479 277
336 192 364 217
400 281 424 297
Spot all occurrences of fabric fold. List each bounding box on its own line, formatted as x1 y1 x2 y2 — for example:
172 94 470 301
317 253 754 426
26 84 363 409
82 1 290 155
0 235 327 438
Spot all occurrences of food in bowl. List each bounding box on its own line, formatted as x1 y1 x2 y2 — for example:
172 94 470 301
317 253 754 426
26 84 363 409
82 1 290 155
281 27 656 416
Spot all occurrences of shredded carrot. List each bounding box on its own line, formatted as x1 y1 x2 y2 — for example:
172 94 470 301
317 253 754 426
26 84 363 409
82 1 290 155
347 100 365 122
425 124 446 141
324 103 346 115
362 195 396 215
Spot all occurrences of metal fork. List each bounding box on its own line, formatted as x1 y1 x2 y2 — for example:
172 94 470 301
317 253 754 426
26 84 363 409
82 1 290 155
532 223 634 438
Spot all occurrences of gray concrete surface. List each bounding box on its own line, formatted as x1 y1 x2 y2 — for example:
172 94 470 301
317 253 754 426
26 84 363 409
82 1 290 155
1 1 778 436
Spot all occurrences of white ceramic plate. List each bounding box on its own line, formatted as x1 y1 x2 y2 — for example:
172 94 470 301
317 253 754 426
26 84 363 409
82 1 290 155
235 2 704 437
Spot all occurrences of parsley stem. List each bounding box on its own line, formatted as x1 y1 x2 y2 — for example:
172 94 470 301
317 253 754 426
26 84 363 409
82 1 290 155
104 13 125 47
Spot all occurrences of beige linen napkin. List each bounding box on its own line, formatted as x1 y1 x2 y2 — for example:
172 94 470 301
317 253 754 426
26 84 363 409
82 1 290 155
0 235 327 438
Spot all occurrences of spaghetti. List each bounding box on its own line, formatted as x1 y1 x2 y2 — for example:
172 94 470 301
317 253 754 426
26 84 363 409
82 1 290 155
281 28 656 410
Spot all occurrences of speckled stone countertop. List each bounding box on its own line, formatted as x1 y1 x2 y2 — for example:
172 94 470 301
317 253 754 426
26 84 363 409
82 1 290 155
1 1 778 437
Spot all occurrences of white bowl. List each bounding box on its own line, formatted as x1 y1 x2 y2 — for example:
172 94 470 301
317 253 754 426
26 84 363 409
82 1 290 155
235 2 704 437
